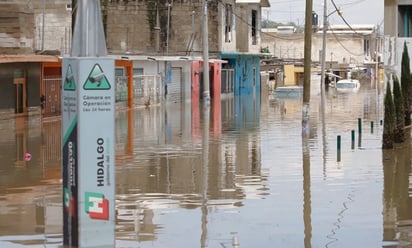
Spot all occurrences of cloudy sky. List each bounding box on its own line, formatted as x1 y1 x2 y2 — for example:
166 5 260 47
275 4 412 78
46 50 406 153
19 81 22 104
265 0 384 26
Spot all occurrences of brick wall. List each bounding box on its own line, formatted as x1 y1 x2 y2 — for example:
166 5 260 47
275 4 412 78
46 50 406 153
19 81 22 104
0 1 71 55
0 3 34 54
105 0 220 57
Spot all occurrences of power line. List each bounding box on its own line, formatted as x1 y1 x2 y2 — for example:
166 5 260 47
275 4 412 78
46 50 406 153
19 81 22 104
330 0 359 34
330 29 364 56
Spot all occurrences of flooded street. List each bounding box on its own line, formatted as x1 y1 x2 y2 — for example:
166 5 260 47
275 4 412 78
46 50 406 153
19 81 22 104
1 74 412 247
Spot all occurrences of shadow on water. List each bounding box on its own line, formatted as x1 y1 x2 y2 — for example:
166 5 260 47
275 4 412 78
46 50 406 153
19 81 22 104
0 77 412 247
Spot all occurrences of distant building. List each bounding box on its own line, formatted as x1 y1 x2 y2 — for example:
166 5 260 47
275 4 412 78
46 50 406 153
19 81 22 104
261 24 382 66
276 26 296 34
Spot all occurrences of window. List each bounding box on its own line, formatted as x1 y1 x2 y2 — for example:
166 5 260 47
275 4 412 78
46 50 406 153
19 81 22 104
398 5 412 37
225 4 233 43
364 39 370 57
133 68 144 75
251 10 257 45
115 68 125 76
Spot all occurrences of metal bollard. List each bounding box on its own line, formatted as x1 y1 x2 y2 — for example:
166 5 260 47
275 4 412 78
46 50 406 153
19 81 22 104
351 130 355 150
337 135 341 162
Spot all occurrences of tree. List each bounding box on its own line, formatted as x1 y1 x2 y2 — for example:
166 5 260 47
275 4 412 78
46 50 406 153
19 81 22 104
401 42 411 126
393 75 405 143
382 81 396 149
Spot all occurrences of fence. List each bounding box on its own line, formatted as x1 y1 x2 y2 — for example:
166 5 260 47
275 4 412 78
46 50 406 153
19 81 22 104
115 74 164 107
221 68 234 94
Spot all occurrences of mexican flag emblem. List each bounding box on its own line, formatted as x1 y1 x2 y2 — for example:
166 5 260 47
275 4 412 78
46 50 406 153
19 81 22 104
85 192 109 220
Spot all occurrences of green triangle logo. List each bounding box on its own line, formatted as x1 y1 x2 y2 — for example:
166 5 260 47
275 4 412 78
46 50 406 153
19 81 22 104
83 64 111 90
64 65 76 91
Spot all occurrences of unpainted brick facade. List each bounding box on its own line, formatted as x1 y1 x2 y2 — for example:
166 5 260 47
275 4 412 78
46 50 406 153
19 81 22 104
0 1 71 55
104 0 221 56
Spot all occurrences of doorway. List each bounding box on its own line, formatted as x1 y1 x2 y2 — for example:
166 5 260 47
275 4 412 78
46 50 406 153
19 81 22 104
13 69 26 115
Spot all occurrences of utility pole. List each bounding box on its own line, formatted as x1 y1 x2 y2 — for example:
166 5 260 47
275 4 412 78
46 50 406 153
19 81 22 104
302 0 313 133
41 0 45 51
166 3 171 55
320 0 327 95
202 0 210 102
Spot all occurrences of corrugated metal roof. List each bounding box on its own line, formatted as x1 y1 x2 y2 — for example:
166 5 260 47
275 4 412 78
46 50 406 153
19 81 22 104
0 55 60 64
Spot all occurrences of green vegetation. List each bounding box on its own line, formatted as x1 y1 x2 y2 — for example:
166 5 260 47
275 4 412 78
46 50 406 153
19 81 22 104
382 81 396 149
392 75 405 143
260 46 270 54
401 42 411 126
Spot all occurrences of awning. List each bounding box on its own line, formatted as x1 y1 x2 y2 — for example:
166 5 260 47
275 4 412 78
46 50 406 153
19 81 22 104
0 55 60 64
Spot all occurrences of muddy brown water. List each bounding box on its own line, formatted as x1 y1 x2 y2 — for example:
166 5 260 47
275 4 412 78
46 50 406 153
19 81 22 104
0 75 411 247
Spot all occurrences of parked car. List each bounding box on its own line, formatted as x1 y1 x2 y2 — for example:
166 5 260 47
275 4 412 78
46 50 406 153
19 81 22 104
335 79 360 93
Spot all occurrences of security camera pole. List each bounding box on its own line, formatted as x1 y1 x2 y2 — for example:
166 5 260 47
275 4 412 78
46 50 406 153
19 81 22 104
62 0 115 247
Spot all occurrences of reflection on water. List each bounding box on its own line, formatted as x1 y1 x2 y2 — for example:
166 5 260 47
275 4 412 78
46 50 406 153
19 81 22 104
0 75 412 247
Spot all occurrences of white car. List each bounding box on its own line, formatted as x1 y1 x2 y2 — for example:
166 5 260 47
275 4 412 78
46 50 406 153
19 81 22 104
335 79 360 93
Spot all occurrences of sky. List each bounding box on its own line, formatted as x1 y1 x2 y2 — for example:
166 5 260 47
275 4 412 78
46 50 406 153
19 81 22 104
265 0 384 27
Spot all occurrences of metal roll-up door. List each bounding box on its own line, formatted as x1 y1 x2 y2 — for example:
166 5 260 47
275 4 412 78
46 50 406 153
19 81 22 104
167 67 182 103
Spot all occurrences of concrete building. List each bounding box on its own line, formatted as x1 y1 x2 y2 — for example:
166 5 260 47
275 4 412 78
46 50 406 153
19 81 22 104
0 0 270 118
261 24 382 67
103 0 268 57
384 0 412 76
0 0 72 55
383 1 412 245
104 0 269 102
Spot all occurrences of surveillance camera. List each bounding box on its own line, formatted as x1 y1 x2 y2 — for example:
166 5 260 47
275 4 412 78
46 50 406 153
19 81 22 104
90 73 105 86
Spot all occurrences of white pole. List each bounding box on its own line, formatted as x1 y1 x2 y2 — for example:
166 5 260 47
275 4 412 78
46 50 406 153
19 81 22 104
167 3 171 55
202 0 210 102
42 0 45 51
320 0 327 92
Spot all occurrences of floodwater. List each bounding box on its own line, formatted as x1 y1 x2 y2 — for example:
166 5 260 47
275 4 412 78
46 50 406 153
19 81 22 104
0 74 412 248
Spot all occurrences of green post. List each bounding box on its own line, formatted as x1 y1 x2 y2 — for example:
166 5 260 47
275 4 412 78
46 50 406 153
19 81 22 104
358 118 362 134
371 121 374 134
351 130 355 150
337 135 341 162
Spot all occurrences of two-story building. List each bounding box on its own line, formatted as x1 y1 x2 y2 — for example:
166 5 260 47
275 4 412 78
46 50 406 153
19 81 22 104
261 24 383 86
383 1 412 245
0 1 71 120
384 0 412 76
104 0 269 100
0 0 270 125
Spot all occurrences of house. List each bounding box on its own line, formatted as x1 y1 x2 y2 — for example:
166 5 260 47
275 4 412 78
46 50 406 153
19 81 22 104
383 1 412 244
262 24 381 65
0 1 72 55
261 24 383 85
0 0 71 120
104 0 269 100
0 0 270 120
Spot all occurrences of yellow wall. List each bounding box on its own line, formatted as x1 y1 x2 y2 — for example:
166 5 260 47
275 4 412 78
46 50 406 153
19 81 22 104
284 64 295 85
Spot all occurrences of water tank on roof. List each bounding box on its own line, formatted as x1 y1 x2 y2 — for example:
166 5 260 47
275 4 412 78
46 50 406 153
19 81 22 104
312 12 318 26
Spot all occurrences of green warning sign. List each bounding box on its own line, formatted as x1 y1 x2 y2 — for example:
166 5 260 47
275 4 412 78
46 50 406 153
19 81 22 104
83 64 111 90
64 65 76 91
